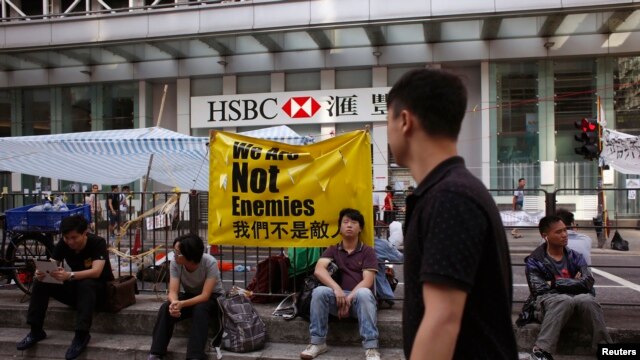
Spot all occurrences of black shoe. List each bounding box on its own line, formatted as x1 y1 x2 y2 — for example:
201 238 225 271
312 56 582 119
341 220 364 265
16 330 47 350
65 333 91 360
530 347 554 360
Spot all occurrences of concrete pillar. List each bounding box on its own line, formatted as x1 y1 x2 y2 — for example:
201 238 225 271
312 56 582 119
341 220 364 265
176 78 190 135
480 61 491 188
371 66 388 190
138 80 152 129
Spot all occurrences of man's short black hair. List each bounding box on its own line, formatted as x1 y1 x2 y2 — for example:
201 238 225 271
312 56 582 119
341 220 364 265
518 178 525 183
555 209 575 228
122 185 130 191
538 215 563 236
173 234 205 263
60 215 89 235
111 185 119 190
338 208 365 229
387 68 467 140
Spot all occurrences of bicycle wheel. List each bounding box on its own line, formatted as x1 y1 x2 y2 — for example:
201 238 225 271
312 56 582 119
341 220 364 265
5 233 54 295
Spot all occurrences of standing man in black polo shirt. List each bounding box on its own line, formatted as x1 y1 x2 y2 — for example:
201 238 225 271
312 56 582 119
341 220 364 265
16 215 114 360
386 69 517 359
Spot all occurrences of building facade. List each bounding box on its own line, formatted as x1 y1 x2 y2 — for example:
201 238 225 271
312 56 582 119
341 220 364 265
1 0 639 217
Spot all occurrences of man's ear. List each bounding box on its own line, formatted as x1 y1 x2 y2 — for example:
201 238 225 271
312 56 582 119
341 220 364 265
400 109 415 135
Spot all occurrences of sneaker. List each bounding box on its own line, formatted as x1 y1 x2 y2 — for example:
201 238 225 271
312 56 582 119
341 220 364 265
365 348 381 360
65 333 91 360
16 330 47 350
530 347 554 360
300 343 328 359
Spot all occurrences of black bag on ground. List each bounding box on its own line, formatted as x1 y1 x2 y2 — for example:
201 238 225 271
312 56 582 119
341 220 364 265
104 275 138 313
297 261 340 321
136 262 169 283
516 295 537 327
385 266 399 292
611 230 630 251
246 254 291 303
218 292 266 353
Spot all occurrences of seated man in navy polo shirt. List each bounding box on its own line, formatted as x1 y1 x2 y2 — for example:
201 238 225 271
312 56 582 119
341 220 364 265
300 208 380 360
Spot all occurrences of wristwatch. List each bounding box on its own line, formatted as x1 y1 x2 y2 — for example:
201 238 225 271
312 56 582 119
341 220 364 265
68 272 76 281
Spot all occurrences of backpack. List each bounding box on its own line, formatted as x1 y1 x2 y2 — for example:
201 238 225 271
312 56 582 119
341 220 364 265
217 292 266 353
246 255 291 303
136 263 169 283
611 230 630 251
297 261 340 321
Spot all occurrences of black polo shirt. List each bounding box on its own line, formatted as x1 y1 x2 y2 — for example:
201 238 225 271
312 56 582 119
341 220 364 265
402 156 517 359
53 233 114 282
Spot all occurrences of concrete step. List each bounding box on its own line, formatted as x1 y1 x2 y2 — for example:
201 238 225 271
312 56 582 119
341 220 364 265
0 327 405 360
0 290 403 348
2 289 639 357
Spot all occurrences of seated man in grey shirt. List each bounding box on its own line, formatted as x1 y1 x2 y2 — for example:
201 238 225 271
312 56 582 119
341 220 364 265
148 234 225 360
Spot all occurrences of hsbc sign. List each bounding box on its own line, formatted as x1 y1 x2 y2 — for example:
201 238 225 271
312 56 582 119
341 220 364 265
191 87 390 128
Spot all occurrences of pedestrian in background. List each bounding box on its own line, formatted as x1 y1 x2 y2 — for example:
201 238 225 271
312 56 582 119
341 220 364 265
382 185 395 225
107 185 121 242
386 68 517 359
511 177 526 238
555 208 593 265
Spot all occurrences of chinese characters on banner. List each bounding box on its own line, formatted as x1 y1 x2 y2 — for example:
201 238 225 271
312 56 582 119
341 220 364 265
208 130 373 247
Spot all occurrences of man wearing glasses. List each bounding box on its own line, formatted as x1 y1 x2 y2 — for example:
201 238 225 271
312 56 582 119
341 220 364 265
147 234 225 360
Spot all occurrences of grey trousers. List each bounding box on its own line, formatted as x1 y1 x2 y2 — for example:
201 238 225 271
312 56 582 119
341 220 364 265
534 293 612 353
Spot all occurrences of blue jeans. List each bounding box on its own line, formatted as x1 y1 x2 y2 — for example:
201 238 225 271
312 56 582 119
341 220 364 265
309 286 378 349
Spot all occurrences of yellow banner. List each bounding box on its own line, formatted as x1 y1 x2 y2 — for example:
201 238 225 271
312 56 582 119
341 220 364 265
208 130 373 247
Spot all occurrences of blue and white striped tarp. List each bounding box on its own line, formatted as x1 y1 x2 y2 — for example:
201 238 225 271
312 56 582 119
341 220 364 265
0 126 312 191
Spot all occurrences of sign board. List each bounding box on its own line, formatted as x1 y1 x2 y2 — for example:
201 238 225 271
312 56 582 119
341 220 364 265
191 87 391 128
208 130 373 247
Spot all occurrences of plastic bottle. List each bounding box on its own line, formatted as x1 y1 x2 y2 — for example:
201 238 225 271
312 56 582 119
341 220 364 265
42 201 52 211
234 265 246 272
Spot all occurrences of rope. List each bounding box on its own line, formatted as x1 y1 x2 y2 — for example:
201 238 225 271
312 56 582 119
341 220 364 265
108 190 180 261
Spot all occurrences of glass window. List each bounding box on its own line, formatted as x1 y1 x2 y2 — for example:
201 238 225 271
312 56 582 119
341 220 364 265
336 69 372 89
554 59 597 162
0 91 11 137
61 86 91 133
285 72 320 91
387 66 423 86
103 83 136 130
495 62 539 164
612 56 640 217
192 77 223 96
22 88 50 136
554 59 598 188
613 56 640 135
237 74 270 94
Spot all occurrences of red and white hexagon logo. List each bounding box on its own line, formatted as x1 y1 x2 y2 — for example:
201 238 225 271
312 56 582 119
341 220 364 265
281 96 321 118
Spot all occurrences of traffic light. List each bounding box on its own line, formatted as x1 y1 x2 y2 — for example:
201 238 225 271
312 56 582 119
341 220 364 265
574 117 600 160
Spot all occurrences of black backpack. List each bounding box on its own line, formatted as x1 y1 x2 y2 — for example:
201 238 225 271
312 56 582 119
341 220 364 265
297 261 340 320
611 230 629 251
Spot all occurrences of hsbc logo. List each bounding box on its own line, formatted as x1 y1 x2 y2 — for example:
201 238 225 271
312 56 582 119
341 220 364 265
281 96 321 118
194 87 390 128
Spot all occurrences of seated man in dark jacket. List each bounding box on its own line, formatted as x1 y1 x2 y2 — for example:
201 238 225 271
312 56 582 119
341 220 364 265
523 215 611 360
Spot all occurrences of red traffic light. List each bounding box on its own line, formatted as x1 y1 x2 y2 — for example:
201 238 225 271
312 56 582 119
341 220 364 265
574 118 597 132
